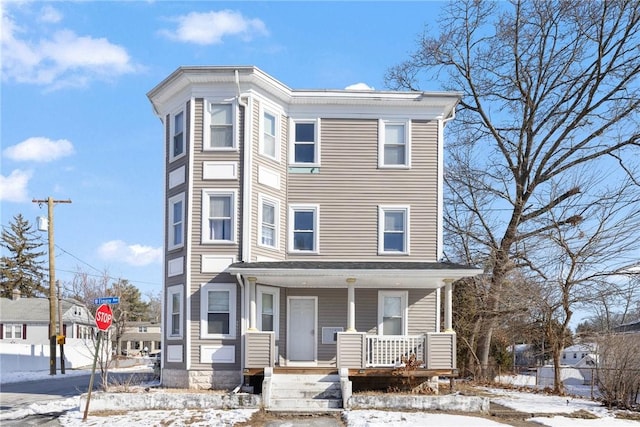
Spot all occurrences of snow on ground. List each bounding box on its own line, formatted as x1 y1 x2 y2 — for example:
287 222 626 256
2 370 638 426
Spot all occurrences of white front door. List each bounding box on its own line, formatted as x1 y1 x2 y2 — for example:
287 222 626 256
287 296 317 363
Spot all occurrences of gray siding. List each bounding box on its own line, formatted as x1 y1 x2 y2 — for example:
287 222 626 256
287 118 439 261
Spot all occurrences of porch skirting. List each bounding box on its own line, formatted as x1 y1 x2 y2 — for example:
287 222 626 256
161 368 239 390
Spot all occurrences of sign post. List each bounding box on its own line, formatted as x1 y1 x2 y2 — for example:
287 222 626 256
83 304 113 421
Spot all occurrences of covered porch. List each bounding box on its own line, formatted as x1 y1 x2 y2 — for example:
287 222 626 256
228 261 482 375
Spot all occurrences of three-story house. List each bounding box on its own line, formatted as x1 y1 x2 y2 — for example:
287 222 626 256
147 66 482 393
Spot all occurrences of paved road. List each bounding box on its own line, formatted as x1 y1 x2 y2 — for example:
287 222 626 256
0 361 155 426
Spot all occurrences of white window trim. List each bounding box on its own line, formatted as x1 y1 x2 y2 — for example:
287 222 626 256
168 193 185 251
378 205 410 255
257 194 280 250
202 189 237 244
377 290 408 336
378 119 411 168
289 118 321 167
259 107 280 162
167 285 184 340
288 204 320 254
3 323 23 339
204 100 237 151
169 108 186 162
257 285 280 340
200 282 237 339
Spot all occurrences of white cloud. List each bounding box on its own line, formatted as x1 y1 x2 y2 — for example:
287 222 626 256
39 5 62 24
3 137 75 162
1 9 137 89
160 10 268 45
0 169 32 202
345 83 375 90
98 240 162 267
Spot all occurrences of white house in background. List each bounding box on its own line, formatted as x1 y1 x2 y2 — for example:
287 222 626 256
0 291 96 344
561 343 597 367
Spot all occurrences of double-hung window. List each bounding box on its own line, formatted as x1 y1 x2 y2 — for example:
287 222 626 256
201 283 236 339
379 206 409 254
168 193 185 250
202 190 236 243
257 285 280 338
290 120 319 165
207 103 234 149
378 291 408 335
167 285 183 339
379 120 411 168
3 324 23 339
258 195 279 249
289 205 319 253
261 110 279 160
171 111 185 160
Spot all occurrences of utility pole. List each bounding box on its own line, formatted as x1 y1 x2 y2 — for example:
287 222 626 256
33 197 72 375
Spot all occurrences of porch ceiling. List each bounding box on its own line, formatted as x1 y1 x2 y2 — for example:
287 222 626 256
227 261 483 289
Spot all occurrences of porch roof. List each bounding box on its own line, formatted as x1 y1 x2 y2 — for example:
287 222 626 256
227 261 483 289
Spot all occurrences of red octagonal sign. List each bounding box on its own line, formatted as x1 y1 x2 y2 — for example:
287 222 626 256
95 304 113 331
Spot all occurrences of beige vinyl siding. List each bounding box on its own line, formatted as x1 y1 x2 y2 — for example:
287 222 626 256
251 100 288 261
287 118 439 261
354 288 437 335
187 98 244 370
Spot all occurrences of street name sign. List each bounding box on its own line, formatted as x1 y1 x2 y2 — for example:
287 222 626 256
93 296 119 304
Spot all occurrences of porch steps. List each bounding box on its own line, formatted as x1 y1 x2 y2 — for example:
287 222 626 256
268 373 342 411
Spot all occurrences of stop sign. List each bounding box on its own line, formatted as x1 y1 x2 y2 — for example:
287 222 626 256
95 304 113 331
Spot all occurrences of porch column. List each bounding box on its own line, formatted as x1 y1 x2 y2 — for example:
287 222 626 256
346 278 356 332
248 276 258 331
444 279 454 332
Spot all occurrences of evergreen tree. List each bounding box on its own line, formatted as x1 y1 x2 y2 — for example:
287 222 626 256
0 214 47 298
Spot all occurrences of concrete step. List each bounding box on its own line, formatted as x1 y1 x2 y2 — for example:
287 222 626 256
269 397 343 410
271 374 340 384
271 386 342 400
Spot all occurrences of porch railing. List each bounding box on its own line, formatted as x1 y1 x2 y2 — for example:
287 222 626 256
366 335 425 367
337 332 456 370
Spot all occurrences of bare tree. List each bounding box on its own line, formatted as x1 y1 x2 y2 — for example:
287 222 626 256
387 0 640 379
597 333 640 409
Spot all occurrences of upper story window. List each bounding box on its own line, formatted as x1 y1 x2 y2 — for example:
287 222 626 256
171 111 185 160
379 120 411 168
201 283 236 339
261 110 279 160
379 206 409 254
290 119 320 165
167 285 183 339
206 103 235 150
289 204 319 253
202 190 236 244
258 194 279 249
168 193 185 250
138 326 148 333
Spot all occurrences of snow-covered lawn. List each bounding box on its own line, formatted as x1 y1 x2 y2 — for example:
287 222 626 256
2 369 638 426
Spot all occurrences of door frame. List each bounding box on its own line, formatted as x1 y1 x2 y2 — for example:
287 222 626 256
286 296 318 366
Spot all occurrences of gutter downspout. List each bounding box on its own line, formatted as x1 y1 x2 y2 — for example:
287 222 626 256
233 273 245 393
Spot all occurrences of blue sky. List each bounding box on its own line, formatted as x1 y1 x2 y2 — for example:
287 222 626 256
0 1 443 299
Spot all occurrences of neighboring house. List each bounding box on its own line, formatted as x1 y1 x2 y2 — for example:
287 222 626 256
561 343 597 367
147 66 483 391
0 290 96 344
114 321 161 356
613 319 640 333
